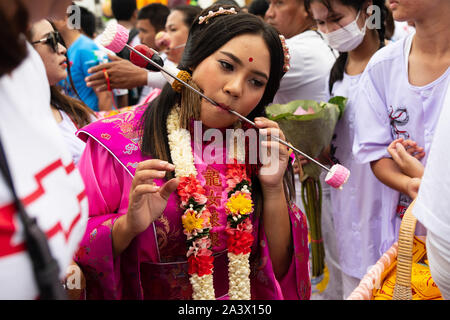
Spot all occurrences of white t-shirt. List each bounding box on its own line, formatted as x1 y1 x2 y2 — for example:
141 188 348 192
328 72 388 278
57 110 90 165
391 21 415 43
139 53 174 104
352 34 450 254
413 80 450 244
273 30 337 104
0 44 88 299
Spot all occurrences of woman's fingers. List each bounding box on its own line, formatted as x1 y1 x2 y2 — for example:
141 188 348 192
133 169 166 186
159 177 180 201
132 183 161 198
413 151 426 160
254 117 280 131
136 159 175 172
132 160 175 189
402 139 417 147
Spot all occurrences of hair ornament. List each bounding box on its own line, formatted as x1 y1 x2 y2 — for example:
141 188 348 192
198 7 237 24
279 35 290 72
172 70 192 93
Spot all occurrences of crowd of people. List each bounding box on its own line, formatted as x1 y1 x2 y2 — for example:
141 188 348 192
0 0 449 301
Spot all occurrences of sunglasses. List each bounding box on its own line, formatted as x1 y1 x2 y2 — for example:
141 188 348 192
32 31 63 53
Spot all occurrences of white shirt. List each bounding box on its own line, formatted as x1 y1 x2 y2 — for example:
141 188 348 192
57 110 89 165
413 80 450 244
0 44 88 299
273 30 336 104
139 53 174 104
328 73 390 278
352 34 450 255
391 21 415 43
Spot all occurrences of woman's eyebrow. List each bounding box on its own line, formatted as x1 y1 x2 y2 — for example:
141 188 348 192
328 12 342 19
219 51 269 80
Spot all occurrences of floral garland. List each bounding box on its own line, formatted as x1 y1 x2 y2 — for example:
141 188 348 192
224 162 254 300
167 106 254 300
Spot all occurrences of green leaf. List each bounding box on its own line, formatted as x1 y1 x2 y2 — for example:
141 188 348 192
265 100 340 176
328 96 348 119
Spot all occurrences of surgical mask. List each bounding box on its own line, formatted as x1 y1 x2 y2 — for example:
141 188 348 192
320 10 367 52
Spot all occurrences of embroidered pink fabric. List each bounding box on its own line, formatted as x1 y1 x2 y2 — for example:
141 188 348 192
74 106 311 300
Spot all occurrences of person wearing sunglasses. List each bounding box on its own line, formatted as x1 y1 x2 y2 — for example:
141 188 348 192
53 8 113 112
31 30 63 53
31 20 96 166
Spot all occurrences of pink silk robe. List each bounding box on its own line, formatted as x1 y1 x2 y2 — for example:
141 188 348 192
75 105 311 300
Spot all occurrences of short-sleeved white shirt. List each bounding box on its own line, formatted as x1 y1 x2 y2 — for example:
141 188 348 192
57 110 89 165
352 34 450 254
273 30 336 104
329 72 389 278
413 80 450 246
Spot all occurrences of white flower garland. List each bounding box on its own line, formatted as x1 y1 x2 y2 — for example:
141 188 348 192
228 252 251 300
167 107 215 300
167 107 197 177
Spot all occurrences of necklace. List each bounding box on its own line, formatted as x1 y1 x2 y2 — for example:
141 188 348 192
167 107 254 300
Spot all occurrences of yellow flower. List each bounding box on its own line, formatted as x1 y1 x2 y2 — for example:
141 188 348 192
226 193 253 215
182 210 204 233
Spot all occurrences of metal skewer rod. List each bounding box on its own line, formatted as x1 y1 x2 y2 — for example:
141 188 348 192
126 44 331 173
126 44 218 107
227 109 330 172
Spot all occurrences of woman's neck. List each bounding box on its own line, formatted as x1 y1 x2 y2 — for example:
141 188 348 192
413 12 450 58
346 29 380 76
406 5 450 86
60 29 81 49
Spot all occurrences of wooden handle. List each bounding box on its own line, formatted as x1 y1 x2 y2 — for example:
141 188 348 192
393 199 417 300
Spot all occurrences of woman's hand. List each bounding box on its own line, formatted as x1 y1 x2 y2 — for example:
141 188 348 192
125 160 179 236
254 117 290 192
387 138 425 178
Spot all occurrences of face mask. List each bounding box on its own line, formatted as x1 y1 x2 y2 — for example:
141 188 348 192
320 10 367 52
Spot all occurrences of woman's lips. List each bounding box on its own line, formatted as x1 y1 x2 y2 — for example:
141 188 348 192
216 103 233 114
218 103 230 111
389 0 399 9
60 58 67 68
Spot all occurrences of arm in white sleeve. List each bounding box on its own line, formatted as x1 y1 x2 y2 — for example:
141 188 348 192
146 59 177 89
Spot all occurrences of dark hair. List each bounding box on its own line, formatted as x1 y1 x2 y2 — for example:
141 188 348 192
248 0 269 18
79 6 96 38
214 0 241 7
305 0 388 94
138 3 171 32
172 5 203 28
111 0 137 21
30 21 95 128
140 4 295 215
50 86 96 128
384 5 395 40
0 1 29 77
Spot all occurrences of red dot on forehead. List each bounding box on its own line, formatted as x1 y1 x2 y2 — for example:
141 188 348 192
249 57 253 62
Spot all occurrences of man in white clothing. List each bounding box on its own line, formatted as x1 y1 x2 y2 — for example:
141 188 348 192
265 0 336 104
